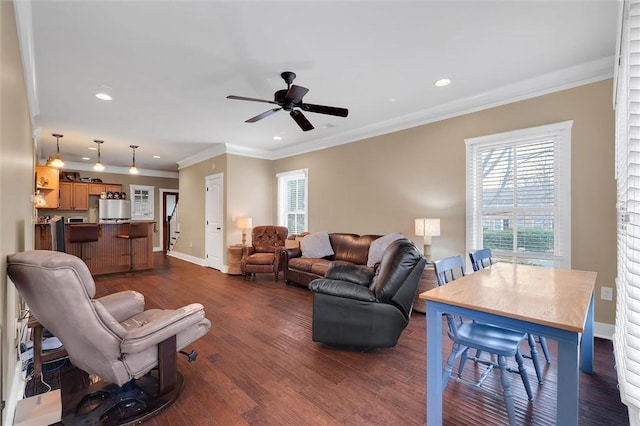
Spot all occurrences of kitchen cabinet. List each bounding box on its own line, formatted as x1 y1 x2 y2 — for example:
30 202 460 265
35 166 60 209
59 182 89 210
89 183 122 195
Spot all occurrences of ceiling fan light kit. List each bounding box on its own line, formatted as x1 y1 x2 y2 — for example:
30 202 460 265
227 71 348 132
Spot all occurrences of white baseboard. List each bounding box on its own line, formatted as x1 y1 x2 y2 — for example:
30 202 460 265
4 361 27 426
166 251 229 272
595 321 614 340
166 250 206 266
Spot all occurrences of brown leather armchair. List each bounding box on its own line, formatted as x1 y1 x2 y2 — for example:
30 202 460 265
241 225 288 280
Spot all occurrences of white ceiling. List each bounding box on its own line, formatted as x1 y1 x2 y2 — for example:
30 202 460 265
16 1 619 175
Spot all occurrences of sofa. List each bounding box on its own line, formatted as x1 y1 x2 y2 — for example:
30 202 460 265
282 232 405 288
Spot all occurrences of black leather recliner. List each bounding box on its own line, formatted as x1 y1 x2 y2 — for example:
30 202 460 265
308 238 426 348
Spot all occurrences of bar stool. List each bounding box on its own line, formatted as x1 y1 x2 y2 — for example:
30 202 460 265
116 222 148 271
68 224 99 260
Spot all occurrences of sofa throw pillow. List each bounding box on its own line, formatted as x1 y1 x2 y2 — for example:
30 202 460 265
300 232 335 258
367 232 404 267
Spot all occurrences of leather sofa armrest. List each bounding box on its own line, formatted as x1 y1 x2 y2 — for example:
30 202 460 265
242 246 255 257
121 303 207 353
283 247 302 260
309 279 376 302
325 264 374 286
281 247 302 282
97 291 145 323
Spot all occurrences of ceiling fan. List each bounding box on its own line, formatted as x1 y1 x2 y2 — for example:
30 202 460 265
226 71 348 132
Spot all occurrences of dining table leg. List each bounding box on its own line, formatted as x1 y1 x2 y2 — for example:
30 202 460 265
426 301 444 425
580 293 595 374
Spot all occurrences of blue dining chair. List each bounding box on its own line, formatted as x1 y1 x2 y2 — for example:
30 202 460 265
433 255 533 426
469 248 551 383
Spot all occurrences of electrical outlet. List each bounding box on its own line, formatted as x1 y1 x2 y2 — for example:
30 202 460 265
601 286 613 301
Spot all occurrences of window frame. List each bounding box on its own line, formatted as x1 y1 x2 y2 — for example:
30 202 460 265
465 121 572 268
277 169 308 234
129 184 155 221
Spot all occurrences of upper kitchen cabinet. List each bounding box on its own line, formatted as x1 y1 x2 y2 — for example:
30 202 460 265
59 182 89 210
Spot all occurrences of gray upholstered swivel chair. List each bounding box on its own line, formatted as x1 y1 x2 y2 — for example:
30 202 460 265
7 250 211 425
308 238 426 348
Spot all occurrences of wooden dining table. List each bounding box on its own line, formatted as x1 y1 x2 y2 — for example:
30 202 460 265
420 262 597 425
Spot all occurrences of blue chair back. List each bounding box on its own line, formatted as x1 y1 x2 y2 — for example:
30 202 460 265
433 255 465 286
469 248 493 272
433 255 466 335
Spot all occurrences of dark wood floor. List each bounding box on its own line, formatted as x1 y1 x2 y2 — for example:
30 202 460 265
33 253 629 425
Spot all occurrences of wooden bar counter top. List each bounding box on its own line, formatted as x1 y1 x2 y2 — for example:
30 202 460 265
35 221 154 275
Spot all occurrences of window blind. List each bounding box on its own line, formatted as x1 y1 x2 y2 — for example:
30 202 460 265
277 169 308 234
615 1 640 423
465 121 572 268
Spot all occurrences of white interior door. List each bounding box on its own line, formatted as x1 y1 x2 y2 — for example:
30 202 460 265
205 173 223 270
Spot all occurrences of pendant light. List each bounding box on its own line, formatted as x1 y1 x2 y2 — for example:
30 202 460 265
129 145 139 174
50 133 65 168
93 140 105 171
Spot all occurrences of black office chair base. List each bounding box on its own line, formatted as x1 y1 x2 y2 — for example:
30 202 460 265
61 371 184 426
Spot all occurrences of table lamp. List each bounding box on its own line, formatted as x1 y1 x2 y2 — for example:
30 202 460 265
415 218 440 263
236 217 253 245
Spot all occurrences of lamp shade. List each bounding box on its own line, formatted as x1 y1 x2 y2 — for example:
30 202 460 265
236 217 252 229
415 218 440 237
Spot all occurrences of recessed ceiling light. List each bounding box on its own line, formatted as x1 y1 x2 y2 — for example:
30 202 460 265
434 78 451 87
388 97 397 103
88 147 97 150
153 155 160 159
95 92 112 101
273 136 282 140
82 157 90 161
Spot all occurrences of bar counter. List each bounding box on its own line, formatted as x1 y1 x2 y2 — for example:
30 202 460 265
34 221 154 275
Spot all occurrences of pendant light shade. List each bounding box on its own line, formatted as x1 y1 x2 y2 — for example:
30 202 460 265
129 145 139 175
93 140 105 171
49 133 65 168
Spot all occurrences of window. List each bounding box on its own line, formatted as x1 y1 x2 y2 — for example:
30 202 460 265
614 1 640 420
277 169 307 234
129 184 154 220
465 121 572 268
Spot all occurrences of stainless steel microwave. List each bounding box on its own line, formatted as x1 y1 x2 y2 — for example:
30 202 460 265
67 216 88 223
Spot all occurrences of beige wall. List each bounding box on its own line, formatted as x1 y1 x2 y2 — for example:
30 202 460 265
176 155 227 258
38 170 179 248
1 0 37 420
226 154 274 246
166 83 616 325
274 80 616 324
176 154 273 263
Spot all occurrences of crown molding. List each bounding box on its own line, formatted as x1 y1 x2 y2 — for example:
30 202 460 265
224 143 275 160
176 144 227 169
14 0 39 121
271 56 614 160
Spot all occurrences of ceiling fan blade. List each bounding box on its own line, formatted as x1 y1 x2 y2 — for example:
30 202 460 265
285 85 309 103
290 110 314 131
227 95 278 105
301 103 349 117
246 108 281 123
